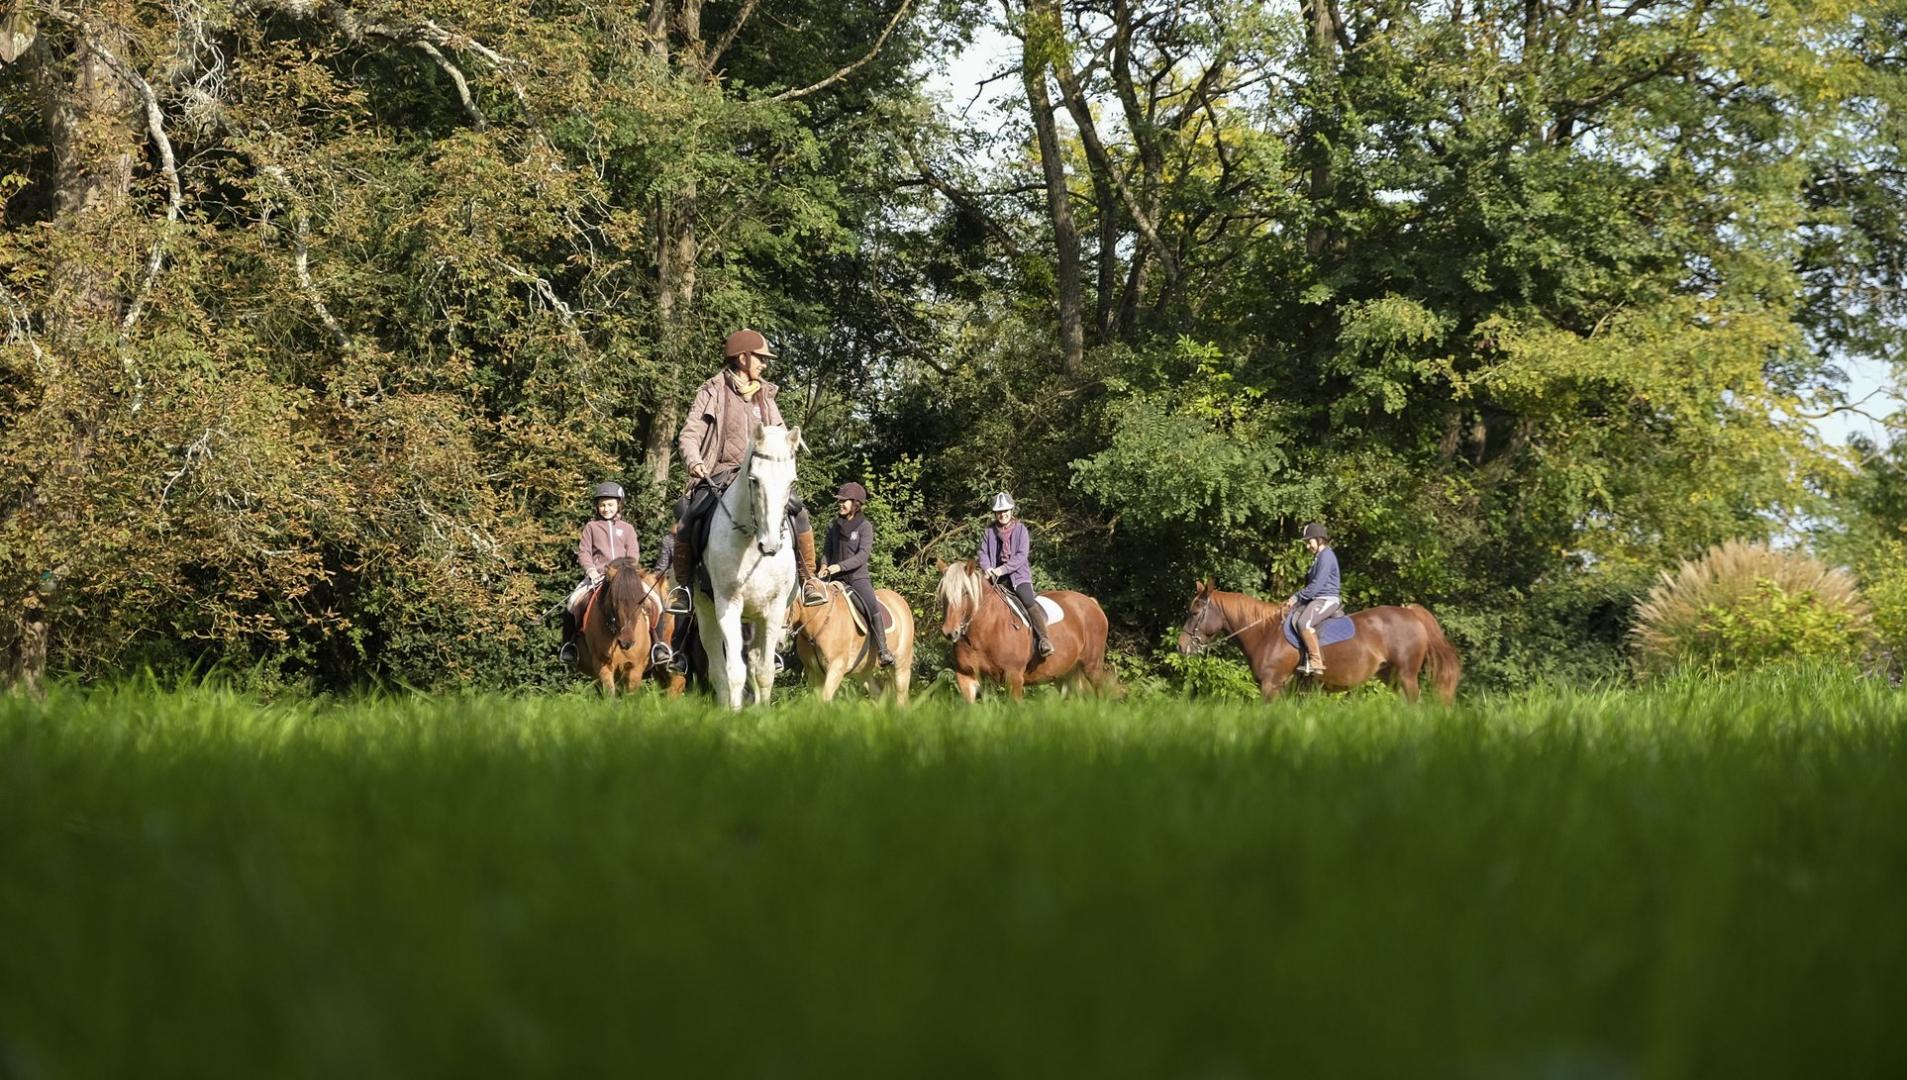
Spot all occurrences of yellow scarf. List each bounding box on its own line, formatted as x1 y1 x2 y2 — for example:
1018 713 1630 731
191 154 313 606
727 369 762 399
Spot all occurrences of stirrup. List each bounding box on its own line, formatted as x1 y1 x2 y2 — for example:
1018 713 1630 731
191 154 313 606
666 585 691 615
650 642 673 667
801 581 828 607
559 641 578 664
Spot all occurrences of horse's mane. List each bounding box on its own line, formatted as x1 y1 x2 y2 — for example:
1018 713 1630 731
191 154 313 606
1213 587 1284 627
937 559 984 615
605 558 651 620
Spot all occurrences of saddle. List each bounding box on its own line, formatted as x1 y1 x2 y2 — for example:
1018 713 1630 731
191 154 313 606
824 581 895 633
1282 612 1356 649
995 584 1066 629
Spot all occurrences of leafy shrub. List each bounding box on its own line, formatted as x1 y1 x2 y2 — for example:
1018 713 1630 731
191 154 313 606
1632 541 1872 676
1856 541 1907 677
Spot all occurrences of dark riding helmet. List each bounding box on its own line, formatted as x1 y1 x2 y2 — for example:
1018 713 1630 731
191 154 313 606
834 482 869 503
593 481 626 502
722 328 777 360
1301 522 1329 541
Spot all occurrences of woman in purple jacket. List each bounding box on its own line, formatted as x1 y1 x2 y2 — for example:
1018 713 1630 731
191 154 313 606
978 492 1052 657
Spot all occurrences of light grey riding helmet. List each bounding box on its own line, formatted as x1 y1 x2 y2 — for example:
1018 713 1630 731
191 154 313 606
989 492 1016 513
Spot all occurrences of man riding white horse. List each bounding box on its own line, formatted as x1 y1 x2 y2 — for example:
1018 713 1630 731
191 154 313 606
671 329 826 608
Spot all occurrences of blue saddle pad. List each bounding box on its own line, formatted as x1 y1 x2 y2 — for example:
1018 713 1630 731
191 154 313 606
1284 615 1356 649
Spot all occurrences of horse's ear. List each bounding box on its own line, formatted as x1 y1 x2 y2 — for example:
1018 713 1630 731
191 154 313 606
787 425 805 453
935 557 948 571
1203 577 1216 592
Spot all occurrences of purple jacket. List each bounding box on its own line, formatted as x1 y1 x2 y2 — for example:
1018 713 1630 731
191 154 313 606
979 521 1031 589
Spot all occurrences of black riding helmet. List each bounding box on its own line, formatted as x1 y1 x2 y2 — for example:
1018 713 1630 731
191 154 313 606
1302 522 1328 541
593 481 626 502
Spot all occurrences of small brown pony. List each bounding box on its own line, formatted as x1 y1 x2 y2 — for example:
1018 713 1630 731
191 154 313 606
936 560 1113 701
577 557 666 696
786 582 916 703
1177 580 1461 703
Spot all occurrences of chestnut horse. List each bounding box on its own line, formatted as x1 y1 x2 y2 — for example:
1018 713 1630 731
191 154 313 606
1176 580 1461 703
787 582 916 703
578 557 665 696
936 560 1113 701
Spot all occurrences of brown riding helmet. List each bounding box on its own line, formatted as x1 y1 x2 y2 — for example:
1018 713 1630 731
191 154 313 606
834 482 869 503
722 328 777 360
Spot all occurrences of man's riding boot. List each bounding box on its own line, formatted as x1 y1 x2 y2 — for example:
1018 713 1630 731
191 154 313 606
672 539 698 598
795 529 827 606
1300 625 1326 675
1027 603 1055 658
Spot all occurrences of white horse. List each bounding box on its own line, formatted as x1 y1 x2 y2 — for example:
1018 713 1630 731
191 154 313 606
694 424 802 710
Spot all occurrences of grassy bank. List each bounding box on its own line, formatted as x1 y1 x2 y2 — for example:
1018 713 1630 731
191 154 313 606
3 673 1904 1078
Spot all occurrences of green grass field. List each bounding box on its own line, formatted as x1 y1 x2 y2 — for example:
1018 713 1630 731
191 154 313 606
3 673 1905 1078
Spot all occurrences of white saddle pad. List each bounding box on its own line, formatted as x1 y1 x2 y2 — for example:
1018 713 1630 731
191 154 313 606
1037 595 1066 626
1005 589 1066 628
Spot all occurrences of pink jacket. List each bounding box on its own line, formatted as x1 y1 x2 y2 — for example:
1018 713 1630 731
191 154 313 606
578 517 641 576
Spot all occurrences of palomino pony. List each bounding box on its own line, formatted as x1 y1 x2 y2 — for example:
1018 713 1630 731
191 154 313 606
787 582 916 703
694 424 803 710
578 557 665 696
1176 579 1461 702
936 559 1113 701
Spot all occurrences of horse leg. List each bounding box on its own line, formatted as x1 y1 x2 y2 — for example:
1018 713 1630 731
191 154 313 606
820 657 849 701
753 609 789 706
1006 671 1026 702
707 603 747 711
956 670 980 703
893 663 912 706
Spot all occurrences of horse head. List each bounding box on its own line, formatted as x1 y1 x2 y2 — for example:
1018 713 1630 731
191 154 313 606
744 424 800 556
603 559 653 650
1178 578 1225 655
936 558 984 642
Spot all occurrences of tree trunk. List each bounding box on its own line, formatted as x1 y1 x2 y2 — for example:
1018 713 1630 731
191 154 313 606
1303 0 1341 261
1021 25 1085 376
43 15 136 344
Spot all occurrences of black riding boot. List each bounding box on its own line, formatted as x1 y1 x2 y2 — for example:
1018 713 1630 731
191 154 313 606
851 579 894 666
559 609 579 664
1015 583 1054 658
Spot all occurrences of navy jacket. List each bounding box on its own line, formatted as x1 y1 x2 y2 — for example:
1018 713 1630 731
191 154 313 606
825 514 874 582
1294 547 1341 603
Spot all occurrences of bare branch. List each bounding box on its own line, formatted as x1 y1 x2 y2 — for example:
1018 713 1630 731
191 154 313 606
414 40 486 127
256 163 354 351
500 262 580 334
764 0 914 103
705 0 759 74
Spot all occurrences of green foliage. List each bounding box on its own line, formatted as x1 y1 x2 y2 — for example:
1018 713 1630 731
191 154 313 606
6 673 1907 1075
1632 541 1873 677
4 0 1904 692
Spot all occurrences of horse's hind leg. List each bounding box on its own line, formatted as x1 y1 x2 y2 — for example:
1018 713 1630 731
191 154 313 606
1396 666 1421 702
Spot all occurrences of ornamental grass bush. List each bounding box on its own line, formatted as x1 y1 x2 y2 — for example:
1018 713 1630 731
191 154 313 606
1631 541 1872 677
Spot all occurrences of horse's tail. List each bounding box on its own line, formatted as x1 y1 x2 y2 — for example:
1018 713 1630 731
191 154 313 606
1081 598 1122 697
1407 604 1462 704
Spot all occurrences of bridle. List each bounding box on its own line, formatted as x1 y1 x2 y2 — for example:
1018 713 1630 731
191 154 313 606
603 571 662 646
1180 591 1276 656
721 446 795 555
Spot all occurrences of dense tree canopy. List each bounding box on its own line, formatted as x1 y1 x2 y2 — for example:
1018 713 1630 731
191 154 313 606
2 0 1902 690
